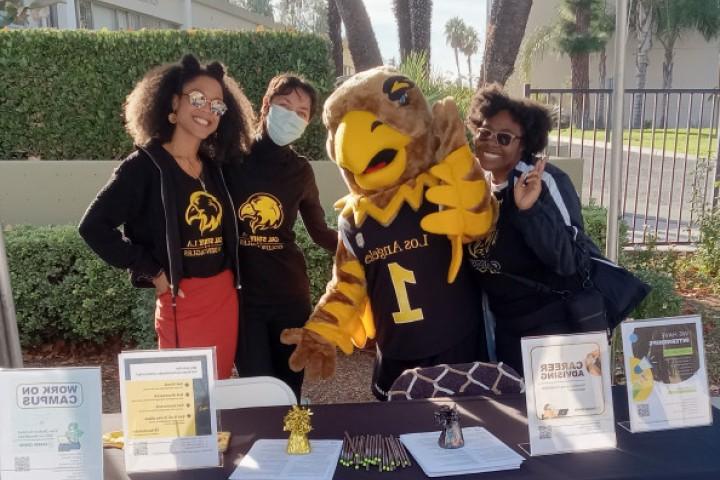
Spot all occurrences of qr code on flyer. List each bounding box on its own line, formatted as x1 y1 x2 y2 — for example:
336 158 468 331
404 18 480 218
637 403 650 417
539 426 552 440
133 442 149 456
14 456 30 471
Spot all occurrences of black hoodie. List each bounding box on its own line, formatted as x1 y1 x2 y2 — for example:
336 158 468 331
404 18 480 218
79 141 241 298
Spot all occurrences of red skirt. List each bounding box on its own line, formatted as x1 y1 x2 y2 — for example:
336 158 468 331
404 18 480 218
155 269 238 379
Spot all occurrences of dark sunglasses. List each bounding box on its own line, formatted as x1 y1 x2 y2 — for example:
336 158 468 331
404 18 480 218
183 90 228 117
475 127 522 147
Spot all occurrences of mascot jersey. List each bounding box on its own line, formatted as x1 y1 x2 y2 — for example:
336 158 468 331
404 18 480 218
339 195 482 361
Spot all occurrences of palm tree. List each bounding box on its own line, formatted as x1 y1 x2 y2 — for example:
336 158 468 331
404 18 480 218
444 17 467 84
410 0 433 74
393 0 413 63
518 0 610 127
461 26 480 88
327 0 343 76
630 0 654 128
334 0 383 71
654 0 720 126
557 0 609 127
479 0 533 86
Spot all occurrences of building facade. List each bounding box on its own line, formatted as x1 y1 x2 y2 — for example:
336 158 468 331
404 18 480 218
25 0 275 31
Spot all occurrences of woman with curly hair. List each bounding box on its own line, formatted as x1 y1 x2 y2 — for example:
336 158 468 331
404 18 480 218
465 85 602 375
224 74 337 400
79 54 255 379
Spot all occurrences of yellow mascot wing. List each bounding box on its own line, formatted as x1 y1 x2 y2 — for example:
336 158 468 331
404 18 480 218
305 243 372 354
421 144 496 282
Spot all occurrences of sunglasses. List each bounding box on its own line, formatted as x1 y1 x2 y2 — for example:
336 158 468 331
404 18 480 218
183 90 228 117
474 127 522 147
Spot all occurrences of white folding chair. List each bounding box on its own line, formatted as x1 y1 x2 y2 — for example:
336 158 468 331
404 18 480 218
213 376 297 410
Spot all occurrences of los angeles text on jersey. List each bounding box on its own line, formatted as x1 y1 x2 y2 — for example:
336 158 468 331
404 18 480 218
364 234 430 264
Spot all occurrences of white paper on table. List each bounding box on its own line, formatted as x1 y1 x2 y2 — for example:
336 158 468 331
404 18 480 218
229 439 342 480
621 315 713 433
400 427 524 477
0 367 103 480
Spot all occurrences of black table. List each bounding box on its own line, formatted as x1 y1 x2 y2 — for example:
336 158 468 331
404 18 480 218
103 387 720 479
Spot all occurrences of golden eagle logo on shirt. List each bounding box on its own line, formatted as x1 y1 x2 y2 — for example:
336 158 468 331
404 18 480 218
238 193 284 233
185 191 223 235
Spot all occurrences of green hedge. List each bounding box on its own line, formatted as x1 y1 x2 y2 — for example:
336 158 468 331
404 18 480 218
3 222 335 348
0 29 333 161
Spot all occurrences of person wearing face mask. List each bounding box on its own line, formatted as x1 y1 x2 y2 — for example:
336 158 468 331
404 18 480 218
79 54 256 379
224 74 338 400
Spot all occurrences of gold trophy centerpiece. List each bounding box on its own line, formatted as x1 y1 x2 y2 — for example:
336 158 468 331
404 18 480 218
283 405 313 454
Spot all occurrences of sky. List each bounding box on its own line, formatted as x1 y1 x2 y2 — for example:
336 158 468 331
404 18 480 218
363 0 489 83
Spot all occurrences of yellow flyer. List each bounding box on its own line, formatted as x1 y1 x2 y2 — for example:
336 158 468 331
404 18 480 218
118 348 218 472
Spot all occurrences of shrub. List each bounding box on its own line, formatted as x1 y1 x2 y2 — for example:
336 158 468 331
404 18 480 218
582 203 628 255
3 225 156 348
294 216 336 305
0 29 333 161
695 207 720 282
4 222 335 348
629 268 683 320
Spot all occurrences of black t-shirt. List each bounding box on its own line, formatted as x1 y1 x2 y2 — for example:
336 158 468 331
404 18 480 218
340 198 482 361
171 159 227 278
466 186 580 320
224 136 337 305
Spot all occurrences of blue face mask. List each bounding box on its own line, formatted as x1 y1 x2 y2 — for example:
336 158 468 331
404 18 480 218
266 105 308 146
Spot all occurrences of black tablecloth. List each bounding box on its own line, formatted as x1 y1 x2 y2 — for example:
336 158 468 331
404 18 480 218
103 387 720 479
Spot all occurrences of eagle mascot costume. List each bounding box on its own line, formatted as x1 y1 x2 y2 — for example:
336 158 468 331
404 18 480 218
281 67 498 399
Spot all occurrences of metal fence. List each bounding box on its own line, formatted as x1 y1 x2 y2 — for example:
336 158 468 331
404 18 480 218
525 85 720 245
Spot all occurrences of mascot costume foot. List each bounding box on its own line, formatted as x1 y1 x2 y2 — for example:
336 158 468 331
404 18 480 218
281 68 498 400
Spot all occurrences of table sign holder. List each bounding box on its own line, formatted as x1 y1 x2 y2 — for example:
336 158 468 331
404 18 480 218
620 315 712 433
0 367 103 480
118 347 219 473
521 332 617 456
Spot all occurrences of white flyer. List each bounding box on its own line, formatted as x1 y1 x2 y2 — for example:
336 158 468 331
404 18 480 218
229 439 343 480
0 367 103 480
118 348 219 472
521 332 616 456
621 315 712 432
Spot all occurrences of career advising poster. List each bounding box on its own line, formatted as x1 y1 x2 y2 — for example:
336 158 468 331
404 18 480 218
621 315 712 433
0 367 103 480
118 348 219 472
522 332 616 456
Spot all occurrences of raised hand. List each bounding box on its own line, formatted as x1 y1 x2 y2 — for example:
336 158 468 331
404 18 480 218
514 157 546 211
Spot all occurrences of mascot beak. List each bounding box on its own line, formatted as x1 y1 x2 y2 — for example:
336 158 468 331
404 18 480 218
334 110 412 191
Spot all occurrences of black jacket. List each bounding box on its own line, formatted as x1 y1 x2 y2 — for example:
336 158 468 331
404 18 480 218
78 141 241 298
467 158 601 321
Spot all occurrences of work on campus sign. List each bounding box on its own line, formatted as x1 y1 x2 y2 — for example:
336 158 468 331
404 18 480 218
0 367 103 480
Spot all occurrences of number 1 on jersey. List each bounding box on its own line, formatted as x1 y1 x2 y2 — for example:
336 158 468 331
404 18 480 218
388 262 424 324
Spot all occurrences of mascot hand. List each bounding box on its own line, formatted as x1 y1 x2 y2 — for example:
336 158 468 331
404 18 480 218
422 145 495 239
280 328 337 380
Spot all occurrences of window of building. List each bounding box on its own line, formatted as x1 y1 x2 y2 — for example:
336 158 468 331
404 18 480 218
78 0 94 29
76 1 177 31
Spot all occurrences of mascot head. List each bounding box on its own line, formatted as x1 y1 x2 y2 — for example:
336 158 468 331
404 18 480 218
323 67 439 196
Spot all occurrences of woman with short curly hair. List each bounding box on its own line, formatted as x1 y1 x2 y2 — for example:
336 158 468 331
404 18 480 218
465 84 602 375
79 54 255 378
